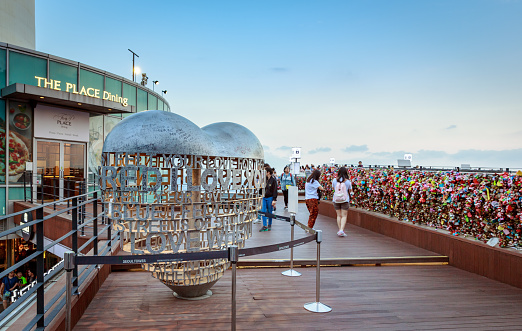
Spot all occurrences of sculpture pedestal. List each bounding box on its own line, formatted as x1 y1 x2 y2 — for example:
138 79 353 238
166 280 218 299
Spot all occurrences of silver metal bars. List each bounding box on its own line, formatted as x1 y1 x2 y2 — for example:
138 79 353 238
64 251 75 331
304 230 332 313
282 214 301 277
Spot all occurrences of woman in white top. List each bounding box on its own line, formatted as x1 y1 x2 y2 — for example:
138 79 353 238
305 169 325 229
331 167 353 237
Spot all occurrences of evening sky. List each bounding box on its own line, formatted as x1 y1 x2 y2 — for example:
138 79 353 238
36 0 522 171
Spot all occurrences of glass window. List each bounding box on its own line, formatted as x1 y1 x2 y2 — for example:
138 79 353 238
104 116 120 140
158 99 164 111
0 99 5 184
105 77 122 98
88 114 104 177
137 88 147 112
148 94 158 110
122 83 136 107
49 61 77 91
0 48 6 89
9 187 30 201
79 69 104 93
8 52 47 86
0 188 5 215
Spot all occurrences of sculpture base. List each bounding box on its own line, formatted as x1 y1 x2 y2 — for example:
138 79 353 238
165 279 218 299
173 290 212 300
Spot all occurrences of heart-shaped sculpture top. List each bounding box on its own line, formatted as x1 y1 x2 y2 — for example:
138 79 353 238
103 110 264 159
99 109 265 298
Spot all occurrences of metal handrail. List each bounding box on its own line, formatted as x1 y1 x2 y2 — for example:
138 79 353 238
0 190 116 330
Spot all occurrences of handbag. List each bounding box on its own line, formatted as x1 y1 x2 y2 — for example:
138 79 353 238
317 187 323 202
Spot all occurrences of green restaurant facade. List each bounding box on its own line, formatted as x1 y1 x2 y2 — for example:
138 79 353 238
0 42 170 270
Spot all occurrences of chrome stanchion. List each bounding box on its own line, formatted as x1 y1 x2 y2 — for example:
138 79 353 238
304 230 332 313
64 251 75 331
282 213 301 277
229 245 239 331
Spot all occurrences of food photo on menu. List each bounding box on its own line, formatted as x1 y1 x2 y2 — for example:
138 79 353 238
0 102 33 183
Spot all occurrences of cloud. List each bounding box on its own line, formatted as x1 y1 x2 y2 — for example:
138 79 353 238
309 147 331 154
270 67 289 73
445 125 457 130
342 145 369 153
262 145 270 151
276 145 292 151
360 148 522 169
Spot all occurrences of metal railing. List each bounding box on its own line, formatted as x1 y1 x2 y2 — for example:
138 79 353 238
0 190 117 330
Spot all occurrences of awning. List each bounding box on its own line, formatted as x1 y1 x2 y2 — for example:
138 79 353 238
1 83 136 115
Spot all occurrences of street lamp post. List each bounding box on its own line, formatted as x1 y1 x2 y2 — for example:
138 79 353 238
162 90 167 95
128 49 139 82
153 80 159 92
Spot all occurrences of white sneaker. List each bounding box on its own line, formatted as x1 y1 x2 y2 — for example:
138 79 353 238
340 231 347 237
253 219 261 224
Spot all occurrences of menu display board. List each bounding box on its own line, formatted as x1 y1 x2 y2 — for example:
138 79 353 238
2 102 34 183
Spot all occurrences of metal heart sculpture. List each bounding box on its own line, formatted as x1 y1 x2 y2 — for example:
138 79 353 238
99 110 264 298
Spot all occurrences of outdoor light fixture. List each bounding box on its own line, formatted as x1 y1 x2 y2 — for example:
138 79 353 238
153 80 159 91
162 90 167 95
128 49 139 82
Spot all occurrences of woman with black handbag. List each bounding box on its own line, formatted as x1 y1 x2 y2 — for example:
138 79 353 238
305 169 324 229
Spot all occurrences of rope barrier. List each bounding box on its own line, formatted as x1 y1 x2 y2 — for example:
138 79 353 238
75 233 316 265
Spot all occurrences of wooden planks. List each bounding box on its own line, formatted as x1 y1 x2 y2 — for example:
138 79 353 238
75 266 522 330
75 199 522 330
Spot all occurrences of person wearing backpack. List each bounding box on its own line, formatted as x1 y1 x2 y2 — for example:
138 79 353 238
280 166 296 210
332 167 353 237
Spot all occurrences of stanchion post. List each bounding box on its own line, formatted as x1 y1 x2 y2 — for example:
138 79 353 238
64 251 75 331
282 213 301 277
304 230 332 313
229 245 238 331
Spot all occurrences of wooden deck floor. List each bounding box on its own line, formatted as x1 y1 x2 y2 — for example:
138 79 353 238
74 199 522 330
76 266 522 330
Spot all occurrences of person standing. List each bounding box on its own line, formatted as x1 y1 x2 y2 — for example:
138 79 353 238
26 270 36 284
332 167 353 237
305 169 324 229
260 168 278 232
17 271 27 287
304 165 311 178
1 271 20 309
280 166 296 210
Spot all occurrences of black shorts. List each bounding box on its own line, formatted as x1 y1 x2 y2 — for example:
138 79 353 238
333 201 350 211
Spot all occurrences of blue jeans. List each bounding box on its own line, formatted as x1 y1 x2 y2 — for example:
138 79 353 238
261 197 273 227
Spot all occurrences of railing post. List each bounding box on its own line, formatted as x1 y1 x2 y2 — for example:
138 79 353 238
23 171 27 202
64 251 75 331
53 177 57 208
229 245 238 331
41 176 44 204
30 171 34 204
72 197 79 292
304 230 332 313
36 206 45 328
80 182 86 236
93 191 98 256
107 211 112 251
282 214 301 277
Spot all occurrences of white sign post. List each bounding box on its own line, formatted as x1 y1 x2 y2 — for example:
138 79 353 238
288 186 299 214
